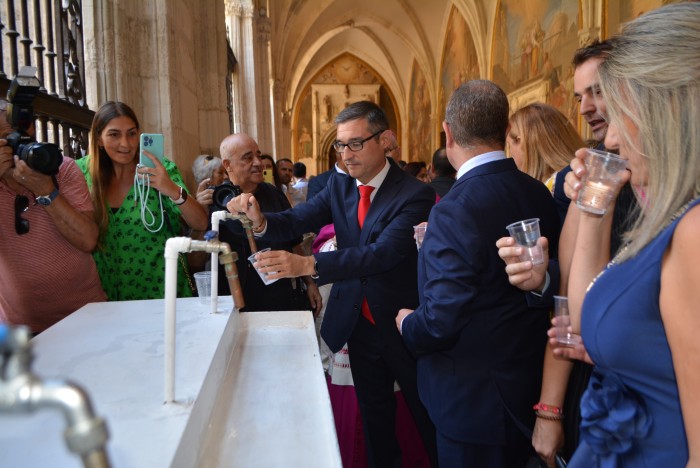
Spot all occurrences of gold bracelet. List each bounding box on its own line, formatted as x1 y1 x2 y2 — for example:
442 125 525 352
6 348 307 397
252 217 266 233
535 411 564 421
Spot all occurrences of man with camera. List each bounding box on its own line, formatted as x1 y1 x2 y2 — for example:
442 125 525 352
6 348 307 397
0 98 106 334
213 132 321 314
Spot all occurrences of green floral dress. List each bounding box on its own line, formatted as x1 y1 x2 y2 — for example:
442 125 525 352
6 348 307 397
76 155 194 301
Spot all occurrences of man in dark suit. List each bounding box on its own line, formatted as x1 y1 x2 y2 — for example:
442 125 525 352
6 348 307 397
228 101 437 467
306 150 347 201
397 80 560 467
427 147 455 198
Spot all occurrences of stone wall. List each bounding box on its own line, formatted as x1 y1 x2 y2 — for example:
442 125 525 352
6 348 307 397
83 0 230 192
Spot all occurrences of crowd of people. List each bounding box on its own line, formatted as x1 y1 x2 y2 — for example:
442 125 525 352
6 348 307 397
1 2 698 467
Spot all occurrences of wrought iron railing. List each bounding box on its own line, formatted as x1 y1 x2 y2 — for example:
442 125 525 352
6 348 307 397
1 0 93 159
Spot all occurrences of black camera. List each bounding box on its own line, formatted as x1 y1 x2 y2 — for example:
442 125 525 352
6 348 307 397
211 181 242 211
5 67 62 175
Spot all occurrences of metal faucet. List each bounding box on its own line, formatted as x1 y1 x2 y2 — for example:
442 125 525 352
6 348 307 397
0 325 111 468
190 235 245 309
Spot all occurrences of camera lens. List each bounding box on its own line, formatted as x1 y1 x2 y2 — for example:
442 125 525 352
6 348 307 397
17 142 63 175
212 182 242 211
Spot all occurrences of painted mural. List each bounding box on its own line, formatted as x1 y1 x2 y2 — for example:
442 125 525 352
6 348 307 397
438 7 480 124
408 60 432 163
296 54 381 161
293 53 395 171
491 0 579 121
607 0 675 35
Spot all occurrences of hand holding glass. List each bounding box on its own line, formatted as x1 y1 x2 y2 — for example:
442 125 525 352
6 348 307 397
413 224 427 251
576 149 628 215
505 218 544 265
554 296 580 347
248 247 279 285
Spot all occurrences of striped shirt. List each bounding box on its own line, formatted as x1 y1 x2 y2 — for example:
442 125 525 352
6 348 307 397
0 157 106 333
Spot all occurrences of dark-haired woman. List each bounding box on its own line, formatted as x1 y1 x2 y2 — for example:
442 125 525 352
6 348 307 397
77 101 207 300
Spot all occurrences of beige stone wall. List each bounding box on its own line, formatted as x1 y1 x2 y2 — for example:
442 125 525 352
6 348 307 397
83 0 230 192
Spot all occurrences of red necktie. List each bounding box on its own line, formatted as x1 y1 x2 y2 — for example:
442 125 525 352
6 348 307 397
358 185 375 324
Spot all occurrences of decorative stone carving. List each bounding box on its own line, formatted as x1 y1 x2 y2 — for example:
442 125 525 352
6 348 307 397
507 78 550 114
309 83 380 163
257 16 271 43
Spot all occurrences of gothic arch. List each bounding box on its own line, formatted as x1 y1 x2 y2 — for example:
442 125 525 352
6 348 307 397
291 53 400 176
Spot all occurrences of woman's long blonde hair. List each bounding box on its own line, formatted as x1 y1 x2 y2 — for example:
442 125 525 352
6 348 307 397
87 101 140 245
509 103 583 183
599 2 700 261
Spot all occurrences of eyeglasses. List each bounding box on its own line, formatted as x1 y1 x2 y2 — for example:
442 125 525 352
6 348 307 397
15 195 29 235
333 129 383 153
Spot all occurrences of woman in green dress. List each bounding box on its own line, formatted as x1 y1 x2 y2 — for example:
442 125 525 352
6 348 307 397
77 101 208 300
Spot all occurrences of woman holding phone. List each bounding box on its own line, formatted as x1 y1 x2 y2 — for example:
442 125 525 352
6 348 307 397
77 101 208 300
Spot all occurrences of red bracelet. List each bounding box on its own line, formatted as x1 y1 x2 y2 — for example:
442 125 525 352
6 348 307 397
533 402 563 415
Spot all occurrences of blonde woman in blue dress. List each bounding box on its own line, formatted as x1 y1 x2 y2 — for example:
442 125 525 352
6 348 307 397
556 3 700 466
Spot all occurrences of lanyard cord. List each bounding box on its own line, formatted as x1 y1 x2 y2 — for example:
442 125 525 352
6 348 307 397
133 167 164 233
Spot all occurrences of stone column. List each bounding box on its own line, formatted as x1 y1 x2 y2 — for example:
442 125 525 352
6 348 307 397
254 10 273 153
578 0 603 46
225 0 273 151
272 78 292 159
225 1 243 134
82 0 230 191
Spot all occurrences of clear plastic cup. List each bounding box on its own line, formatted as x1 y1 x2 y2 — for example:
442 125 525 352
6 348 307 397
414 224 427 251
248 247 279 285
193 271 211 305
576 149 628 215
554 295 580 347
506 218 544 265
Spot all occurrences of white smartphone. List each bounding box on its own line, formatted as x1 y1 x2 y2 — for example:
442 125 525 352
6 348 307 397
139 133 164 169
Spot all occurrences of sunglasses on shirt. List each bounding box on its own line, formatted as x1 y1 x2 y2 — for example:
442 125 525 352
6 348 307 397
15 195 30 235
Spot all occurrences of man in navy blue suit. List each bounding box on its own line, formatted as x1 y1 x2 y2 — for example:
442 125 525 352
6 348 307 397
306 150 347 201
228 101 438 467
397 80 560 467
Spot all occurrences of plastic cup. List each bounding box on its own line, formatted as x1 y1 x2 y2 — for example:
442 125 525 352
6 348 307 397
248 247 279 285
505 218 544 265
554 296 580 346
576 149 628 215
193 271 211 305
413 224 427 250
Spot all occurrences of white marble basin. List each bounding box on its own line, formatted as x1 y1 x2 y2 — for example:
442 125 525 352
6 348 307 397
0 297 341 468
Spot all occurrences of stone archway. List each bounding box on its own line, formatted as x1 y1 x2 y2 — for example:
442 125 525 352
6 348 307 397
318 126 339 174
292 53 398 176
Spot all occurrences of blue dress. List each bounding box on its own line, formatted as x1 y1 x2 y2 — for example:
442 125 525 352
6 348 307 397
569 199 700 467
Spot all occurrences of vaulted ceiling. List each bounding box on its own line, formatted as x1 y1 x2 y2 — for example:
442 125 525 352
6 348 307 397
269 0 496 122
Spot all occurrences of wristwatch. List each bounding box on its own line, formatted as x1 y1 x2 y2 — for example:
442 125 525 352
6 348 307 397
35 188 60 206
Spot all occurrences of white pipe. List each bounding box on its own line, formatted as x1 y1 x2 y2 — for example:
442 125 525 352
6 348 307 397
163 235 240 404
164 237 192 403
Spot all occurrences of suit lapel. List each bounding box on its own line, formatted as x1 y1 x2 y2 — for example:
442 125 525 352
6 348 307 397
359 164 402 245
342 177 362 240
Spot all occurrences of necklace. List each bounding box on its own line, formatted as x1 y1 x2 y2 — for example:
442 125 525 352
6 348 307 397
586 196 699 293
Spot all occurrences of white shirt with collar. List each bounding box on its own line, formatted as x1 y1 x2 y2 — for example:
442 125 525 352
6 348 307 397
334 163 347 175
254 159 390 237
455 150 507 180
356 158 391 201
